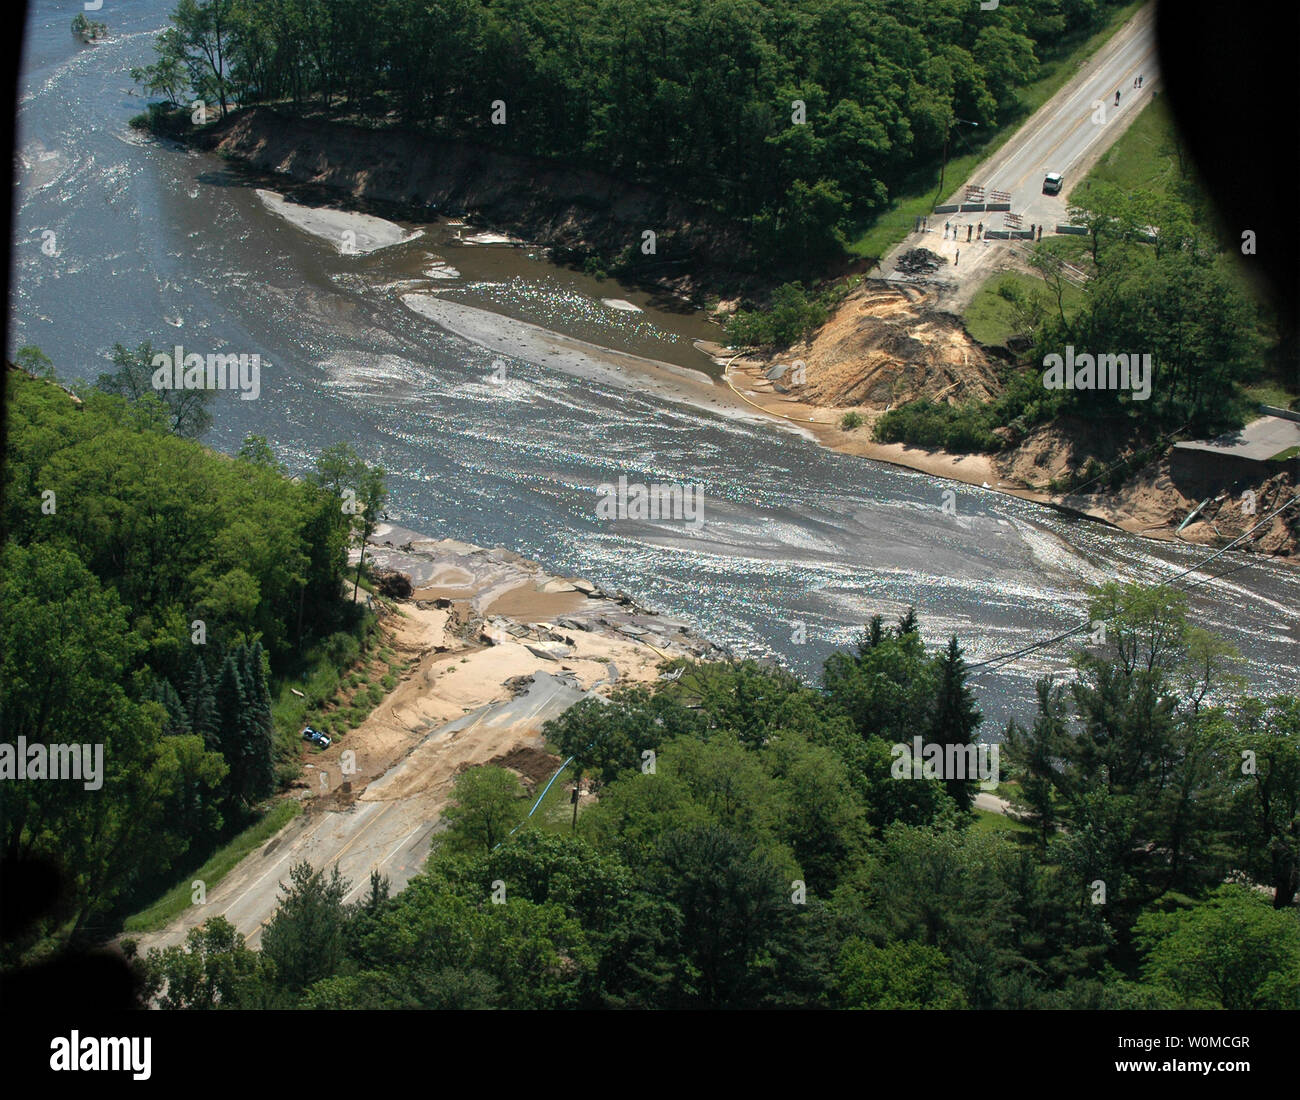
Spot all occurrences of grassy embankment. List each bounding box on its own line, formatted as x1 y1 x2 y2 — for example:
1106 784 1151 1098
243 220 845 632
964 93 1178 347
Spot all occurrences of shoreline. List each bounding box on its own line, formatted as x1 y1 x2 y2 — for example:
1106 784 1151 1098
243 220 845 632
202 127 1292 564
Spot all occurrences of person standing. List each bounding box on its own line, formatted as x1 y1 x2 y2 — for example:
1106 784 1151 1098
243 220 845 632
945 221 951 238
1115 89 1121 106
1037 225 1043 241
977 221 983 239
955 249 960 265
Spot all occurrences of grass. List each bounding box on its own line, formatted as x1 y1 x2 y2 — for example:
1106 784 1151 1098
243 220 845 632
971 808 1034 837
1270 447 1300 462
1069 94 1183 205
963 271 1088 347
123 799 303 935
1243 383 1298 410
849 0 1147 263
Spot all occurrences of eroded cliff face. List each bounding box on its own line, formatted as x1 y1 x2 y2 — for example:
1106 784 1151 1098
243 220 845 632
201 107 755 295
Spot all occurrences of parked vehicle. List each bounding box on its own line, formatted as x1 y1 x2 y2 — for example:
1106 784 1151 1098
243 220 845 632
1042 172 1063 195
301 725 330 747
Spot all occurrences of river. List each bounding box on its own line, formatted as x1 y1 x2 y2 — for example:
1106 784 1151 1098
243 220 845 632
10 0 1299 726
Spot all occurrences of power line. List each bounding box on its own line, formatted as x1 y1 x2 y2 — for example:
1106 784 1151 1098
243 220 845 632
967 494 1300 678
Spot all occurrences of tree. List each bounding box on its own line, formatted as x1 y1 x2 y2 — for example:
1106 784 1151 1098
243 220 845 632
14 346 54 379
130 28 188 104
1228 697 1300 908
171 0 235 117
1134 885 1300 1009
928 637 983 812
96 341 213 438
634 824 797 1008
236 433 280 470
261 862 350 996
186 657 220 752
352 462 388 599
838 939 967 1009
239 641 276 801
214 651 248 806
0 543 225 939
441 766 527 853
139 917 272 1008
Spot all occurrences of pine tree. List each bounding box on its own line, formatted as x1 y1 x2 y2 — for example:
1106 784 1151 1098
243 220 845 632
856 614 885 656
928 636 984 812
187 657 220 752
150 678 191 736
241 640 276 800
897 607 919 636
216 650 249 808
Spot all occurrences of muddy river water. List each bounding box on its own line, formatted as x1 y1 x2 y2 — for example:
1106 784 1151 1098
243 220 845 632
11 0 1299 726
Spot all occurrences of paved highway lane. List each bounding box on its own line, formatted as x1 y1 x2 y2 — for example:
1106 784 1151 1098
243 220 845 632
970 3 1161 231
884 3 1161 287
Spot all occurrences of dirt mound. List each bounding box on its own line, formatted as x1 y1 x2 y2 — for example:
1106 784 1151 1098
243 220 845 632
373 569 414 598
788 281 1002 409
996 416 1133 489
490 745 564 789
896 248 946 275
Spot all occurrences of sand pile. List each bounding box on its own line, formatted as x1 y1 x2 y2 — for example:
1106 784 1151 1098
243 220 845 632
783 281 1002 409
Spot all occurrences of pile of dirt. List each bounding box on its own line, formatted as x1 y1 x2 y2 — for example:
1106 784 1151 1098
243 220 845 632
895 248 946 275
373 569 414 598
783 281 1003 409
488 745 563 789
996 416 1134 490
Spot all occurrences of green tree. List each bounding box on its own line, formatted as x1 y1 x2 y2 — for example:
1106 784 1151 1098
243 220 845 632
96 341 213 438
838 938 967 1009
928 636 983 812
139 917 273 1008
261 862 350 996
1134 886 1300 1009
441 766 527 853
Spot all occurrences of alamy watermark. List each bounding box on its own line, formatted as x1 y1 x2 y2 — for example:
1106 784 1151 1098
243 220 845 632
151 344 261 400
890 736 1000 791
0 738 103 790
595 475 704 531
1042 346 1151 401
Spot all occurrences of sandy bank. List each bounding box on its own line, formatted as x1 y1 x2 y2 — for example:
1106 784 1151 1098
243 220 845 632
255 188 422 253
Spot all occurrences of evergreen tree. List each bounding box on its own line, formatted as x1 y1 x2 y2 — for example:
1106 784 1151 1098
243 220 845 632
186 657 220 752
241 640 276 800
897 607 919 636
928 637 984 812
855 614 885 655
215 650 250 809
149 678 191 736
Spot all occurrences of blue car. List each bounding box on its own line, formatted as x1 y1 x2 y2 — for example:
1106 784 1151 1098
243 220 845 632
301 726 331 748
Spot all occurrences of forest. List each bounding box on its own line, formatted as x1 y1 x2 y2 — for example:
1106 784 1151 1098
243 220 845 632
133 594 1300 1009
131 0 1135 266
0 361 382 944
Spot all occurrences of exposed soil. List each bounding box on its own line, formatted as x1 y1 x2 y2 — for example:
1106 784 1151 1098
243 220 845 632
200 107 759 297
781 281 1003 409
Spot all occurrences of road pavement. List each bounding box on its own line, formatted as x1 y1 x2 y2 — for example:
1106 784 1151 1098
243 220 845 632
883 3 1161 292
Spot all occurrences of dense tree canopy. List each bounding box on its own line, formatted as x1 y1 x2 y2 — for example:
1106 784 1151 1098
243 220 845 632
138 0 1134 262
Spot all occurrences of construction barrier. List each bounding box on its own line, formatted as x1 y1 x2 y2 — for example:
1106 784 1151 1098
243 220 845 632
1056 224 1088 235
934 204 960 214
960 202 985 212
985 202 1011 211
